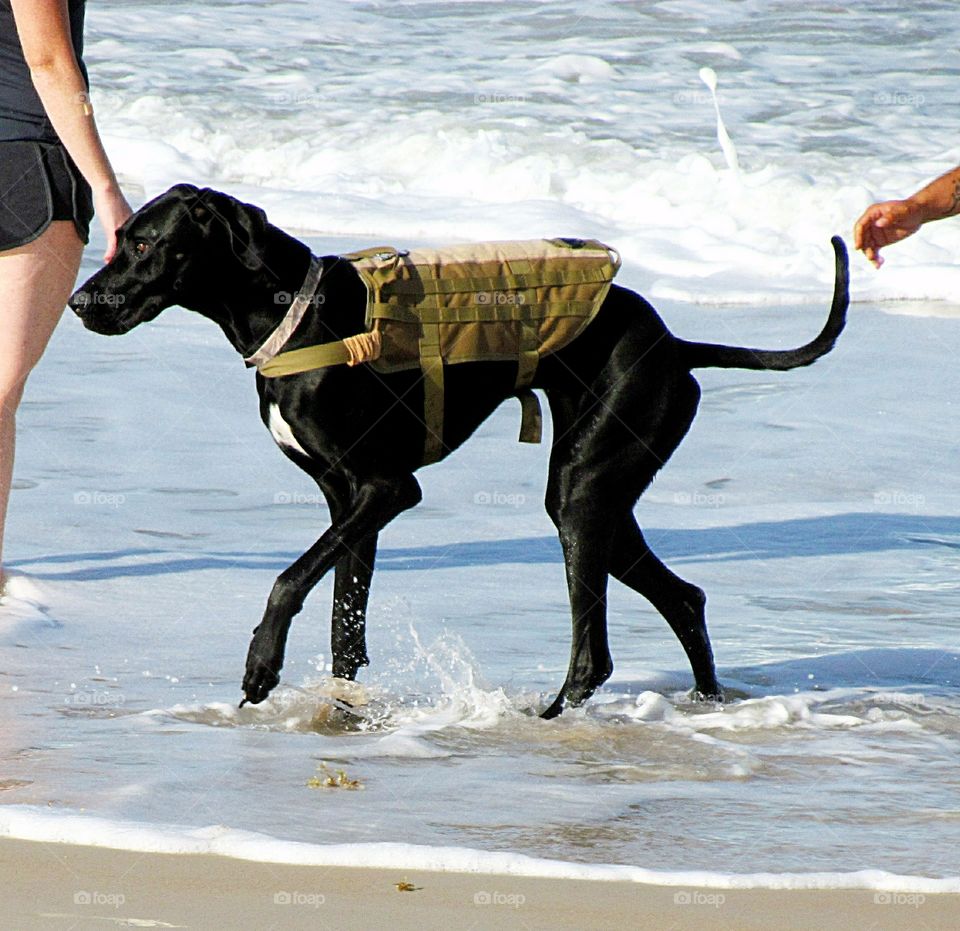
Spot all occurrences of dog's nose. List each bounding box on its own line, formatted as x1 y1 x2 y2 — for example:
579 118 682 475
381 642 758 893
69 288 94 317
67 287 98 318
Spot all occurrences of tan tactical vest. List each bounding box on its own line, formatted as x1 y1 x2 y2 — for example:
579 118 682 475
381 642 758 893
259 238 621 464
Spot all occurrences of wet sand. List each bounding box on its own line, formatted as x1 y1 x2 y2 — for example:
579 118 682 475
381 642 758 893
3 837 958 930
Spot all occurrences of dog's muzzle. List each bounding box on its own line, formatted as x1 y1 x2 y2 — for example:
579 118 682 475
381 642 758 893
69 287 133 334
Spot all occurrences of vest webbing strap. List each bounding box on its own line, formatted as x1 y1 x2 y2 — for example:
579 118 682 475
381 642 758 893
517 389 543 444
371 269 612 296
258 340 354 377
366 300 602 325
419 319 445 465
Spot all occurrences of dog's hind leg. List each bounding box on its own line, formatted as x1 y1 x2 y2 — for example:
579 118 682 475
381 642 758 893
542 522 613 718
541 497 615 720
604 372 722 700
540 393 617 719
242 474 421 705
330 531 377 681
539 365 710 718
609 518 721 700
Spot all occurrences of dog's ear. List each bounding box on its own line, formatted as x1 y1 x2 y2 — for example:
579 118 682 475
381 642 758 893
182 189 268 270
227 201 269 271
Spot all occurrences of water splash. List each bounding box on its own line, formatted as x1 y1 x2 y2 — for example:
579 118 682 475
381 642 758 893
699 66 740 173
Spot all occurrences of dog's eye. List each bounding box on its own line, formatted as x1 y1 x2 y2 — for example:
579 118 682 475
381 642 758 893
134 241 150 256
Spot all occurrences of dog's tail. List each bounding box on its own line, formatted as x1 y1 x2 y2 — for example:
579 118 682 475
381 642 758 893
678 236 848 372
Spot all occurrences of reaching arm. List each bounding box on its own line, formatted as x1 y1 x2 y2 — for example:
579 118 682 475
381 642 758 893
854 165 960 269
10 0 131 260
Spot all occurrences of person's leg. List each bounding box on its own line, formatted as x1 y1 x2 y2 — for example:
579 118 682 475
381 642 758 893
0 221 84 586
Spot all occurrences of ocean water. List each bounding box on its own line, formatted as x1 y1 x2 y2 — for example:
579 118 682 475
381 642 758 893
85 0 960 305
2 0 960 892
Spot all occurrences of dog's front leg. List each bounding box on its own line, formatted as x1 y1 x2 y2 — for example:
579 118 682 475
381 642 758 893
330 531 378 680
241 475 422 705
317 477 378 681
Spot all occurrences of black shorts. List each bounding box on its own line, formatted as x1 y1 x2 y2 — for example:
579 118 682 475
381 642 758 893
0 139 94 251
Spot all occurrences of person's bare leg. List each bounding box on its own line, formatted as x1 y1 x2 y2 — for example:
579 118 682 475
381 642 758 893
0 221 84 590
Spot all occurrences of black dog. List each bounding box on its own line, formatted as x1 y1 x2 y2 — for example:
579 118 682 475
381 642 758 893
70 185 848 718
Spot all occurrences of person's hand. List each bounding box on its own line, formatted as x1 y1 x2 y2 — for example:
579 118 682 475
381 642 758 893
853 199 924 269
95 185 133 263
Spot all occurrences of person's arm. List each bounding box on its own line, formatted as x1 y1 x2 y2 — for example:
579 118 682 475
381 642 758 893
10 0 131 261
854 165 960 269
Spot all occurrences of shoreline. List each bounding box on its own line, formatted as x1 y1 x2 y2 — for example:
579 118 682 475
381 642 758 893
2 803 958 893
4 836 958 931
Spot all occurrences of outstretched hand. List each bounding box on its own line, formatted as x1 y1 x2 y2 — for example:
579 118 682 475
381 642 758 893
853 199 923 269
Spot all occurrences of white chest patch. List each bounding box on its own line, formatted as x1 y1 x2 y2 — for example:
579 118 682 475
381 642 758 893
268 403 309 458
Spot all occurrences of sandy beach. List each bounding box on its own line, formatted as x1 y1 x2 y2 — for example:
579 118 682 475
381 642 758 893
2 837 956 931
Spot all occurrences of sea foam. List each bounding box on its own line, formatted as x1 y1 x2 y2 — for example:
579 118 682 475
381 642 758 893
1 805 957 893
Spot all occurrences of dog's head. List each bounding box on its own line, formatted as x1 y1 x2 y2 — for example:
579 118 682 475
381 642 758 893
70 184 270 335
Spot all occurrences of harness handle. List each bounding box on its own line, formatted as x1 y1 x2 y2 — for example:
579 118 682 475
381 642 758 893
340 246 404 268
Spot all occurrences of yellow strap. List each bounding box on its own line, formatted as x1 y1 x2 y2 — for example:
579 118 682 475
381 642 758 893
367 299 603 324
258 341 355 378
258 331 382 377
515 320 539 390
513 317 541 445
517 390 543 444
342 249 442 465
381 268 612 296
418 320 445 465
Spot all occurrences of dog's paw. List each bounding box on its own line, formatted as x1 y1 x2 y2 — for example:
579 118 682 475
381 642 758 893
241 662 281 706
690 686 724 704
241 641 283 706
540 695 566 720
